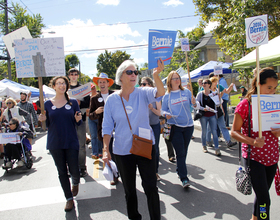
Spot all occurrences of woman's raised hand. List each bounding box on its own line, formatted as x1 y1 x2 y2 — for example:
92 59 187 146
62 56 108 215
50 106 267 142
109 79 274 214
153 58 164 76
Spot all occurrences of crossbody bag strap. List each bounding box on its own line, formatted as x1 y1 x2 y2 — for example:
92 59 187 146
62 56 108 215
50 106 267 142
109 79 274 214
247 100 251 169
120 94 133 136
239 100 251 168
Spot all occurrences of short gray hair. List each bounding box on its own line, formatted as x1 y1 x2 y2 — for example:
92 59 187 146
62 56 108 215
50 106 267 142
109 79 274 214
115 60 138 86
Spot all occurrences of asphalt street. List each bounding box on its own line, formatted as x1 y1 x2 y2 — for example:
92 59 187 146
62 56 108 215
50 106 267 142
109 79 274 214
1 125 280 220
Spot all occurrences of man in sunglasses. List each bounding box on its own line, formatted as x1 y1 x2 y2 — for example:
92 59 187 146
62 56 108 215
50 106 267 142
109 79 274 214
17 91 38 144
68 68 90 177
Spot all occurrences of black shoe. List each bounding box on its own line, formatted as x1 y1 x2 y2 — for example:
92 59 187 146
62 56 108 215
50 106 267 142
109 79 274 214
80 169 88 177
227 141 237 148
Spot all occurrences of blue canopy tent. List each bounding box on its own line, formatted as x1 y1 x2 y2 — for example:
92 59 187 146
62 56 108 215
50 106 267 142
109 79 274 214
181 61 238 84
0 79 42 99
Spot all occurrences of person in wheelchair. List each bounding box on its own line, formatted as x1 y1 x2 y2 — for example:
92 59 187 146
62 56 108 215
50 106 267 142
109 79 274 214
2 118 33 169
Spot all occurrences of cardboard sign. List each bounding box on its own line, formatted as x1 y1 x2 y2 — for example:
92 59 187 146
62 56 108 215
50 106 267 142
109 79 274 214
214 65 223 75
14 37 65 78
2 26 32 59
180 38 190 51
148 29 177 69
68 83 92 100
245 15 269 48
252 94 280 132
0 133 20 144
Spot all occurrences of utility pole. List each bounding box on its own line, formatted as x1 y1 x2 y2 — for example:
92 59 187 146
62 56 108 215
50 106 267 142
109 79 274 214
4 0 12 80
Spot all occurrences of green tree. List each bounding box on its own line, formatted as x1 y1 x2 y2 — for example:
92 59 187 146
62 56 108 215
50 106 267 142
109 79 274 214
193 0 280 85
96 50 132 89
0 2 45 85
65 54 80 72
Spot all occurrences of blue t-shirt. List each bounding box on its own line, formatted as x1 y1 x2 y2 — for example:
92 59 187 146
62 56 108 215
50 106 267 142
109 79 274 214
219 78 229 100
45 99 81 150
102 87 162 155
162 89 194 127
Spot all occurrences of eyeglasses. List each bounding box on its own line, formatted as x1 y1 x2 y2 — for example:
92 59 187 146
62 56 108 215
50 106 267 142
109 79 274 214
171 78 180 81
141 83 148 86
6 102 12 105
125 70 139 75
69 73 78 76
203 82 209 85
56 82 66 86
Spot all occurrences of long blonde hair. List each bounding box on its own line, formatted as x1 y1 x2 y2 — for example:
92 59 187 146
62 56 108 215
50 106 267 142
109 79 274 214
166 71 184 93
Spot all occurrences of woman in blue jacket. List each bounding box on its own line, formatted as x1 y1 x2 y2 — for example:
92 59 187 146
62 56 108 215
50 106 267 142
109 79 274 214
162 71 199 188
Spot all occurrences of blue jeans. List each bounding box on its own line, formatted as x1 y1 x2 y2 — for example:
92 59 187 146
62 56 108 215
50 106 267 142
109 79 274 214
49 149 80 200
88 118 102 156
151 123 161 173
200 115 219 149
171 125 194 182
222 99 229 127
206 115 231 143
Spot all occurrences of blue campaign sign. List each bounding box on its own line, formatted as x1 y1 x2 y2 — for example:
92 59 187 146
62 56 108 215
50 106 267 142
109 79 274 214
148 29 177 70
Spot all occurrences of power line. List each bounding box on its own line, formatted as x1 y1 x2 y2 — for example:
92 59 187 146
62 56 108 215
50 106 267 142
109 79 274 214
19 0 34 15
65 44 148 53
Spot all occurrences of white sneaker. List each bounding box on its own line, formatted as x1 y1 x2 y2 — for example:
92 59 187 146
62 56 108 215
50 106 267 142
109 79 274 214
218 138 223 142
4 161 12 168
17 159 24 167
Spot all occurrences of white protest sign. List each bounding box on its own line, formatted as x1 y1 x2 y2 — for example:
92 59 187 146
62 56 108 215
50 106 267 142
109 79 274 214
245 15 269 48
2 26 32 59
180 38 190 51
252 94 280 132
68 83 92 100
214 65 223 75
0 133 20 144
14 37 65 78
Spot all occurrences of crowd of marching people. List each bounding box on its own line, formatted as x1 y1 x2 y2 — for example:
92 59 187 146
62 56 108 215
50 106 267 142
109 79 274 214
1 62 279 220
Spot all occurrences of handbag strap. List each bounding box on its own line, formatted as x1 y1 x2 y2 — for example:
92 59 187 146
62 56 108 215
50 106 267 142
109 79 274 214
120 94 133 136
239 99 251 168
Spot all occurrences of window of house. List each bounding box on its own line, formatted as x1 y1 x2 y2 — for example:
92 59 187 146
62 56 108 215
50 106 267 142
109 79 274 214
217 50 224 59
200 51 205 61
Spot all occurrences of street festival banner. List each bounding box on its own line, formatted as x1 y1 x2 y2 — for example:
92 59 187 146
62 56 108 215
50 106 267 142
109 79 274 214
0 133 20 144
68 82 92 100
14 37 65 78
148 29 177 69
252 94 280 132
245 14 268 48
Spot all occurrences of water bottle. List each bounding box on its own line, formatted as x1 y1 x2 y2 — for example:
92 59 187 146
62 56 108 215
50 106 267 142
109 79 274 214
236 166 244 178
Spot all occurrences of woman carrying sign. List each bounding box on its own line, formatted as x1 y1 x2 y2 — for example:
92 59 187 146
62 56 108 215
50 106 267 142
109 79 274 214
231 68 280 220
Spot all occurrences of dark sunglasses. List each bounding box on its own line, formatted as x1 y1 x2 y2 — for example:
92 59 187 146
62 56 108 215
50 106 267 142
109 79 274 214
69 73 78 76
9 123 14 126
6 102 12 104
141 83 148 86
125 70 139 75
202 82 209 85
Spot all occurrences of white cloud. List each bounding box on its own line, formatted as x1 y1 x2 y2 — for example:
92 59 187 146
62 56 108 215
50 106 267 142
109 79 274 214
163 0 183 7
96 0 120 6
204 21 219 33
183 25 196 34
42 18 143 77
134 57 145 65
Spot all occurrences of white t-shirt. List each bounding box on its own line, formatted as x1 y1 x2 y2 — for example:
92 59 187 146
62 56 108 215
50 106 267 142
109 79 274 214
101 93 109 103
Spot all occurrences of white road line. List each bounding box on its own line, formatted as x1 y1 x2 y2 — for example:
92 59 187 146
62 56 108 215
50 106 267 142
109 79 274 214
0 180 111 212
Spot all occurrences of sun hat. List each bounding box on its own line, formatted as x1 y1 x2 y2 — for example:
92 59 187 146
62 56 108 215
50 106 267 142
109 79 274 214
93 72 114 87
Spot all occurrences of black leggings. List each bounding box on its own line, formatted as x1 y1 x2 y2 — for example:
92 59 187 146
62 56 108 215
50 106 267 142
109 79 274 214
243 158 277 220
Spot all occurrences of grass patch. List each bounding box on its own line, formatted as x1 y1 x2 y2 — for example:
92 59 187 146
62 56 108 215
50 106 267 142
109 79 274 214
230 93 242 107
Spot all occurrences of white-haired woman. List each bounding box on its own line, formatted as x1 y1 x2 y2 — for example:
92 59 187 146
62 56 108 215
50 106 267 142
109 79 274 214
102 59 165 220
0 97 29 125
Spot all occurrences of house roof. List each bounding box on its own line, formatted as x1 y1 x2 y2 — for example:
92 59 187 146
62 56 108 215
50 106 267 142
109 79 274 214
193 32 216 50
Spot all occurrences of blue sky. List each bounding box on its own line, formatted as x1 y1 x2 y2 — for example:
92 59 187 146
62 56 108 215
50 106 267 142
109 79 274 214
15 0 216 78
